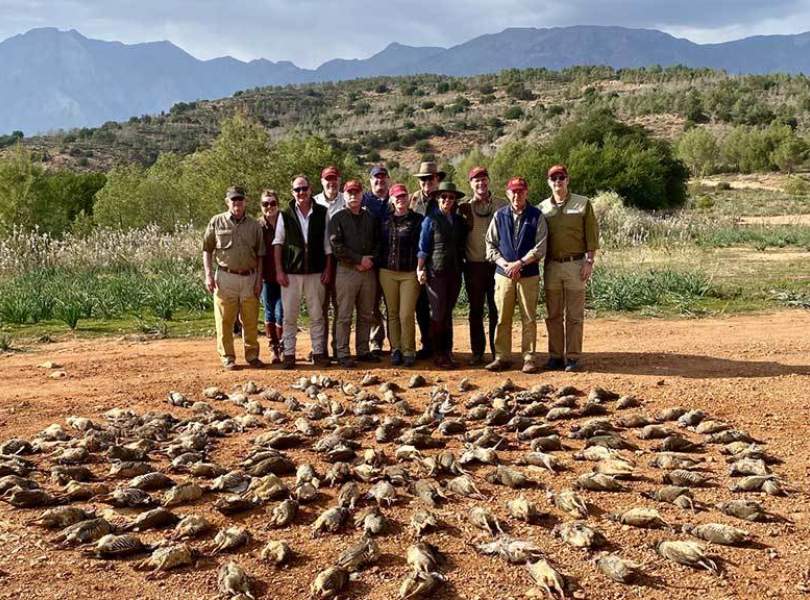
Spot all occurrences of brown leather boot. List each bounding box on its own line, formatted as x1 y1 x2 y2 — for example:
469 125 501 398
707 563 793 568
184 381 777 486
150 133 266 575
270 324 283 364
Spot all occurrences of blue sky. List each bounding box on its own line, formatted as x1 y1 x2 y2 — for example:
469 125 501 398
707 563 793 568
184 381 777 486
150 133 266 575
2 0 809 67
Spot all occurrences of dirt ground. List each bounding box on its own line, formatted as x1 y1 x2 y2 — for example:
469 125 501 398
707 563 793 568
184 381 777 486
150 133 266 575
1 311 809 600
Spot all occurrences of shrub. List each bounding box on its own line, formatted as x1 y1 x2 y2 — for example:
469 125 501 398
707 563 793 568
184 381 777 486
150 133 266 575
783 176 810 196
504 106 524 120
676 128 719 176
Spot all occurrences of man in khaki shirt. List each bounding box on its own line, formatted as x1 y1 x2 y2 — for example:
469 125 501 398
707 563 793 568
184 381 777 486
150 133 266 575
458 166 508 365
539 165 599 372
202 186 265 370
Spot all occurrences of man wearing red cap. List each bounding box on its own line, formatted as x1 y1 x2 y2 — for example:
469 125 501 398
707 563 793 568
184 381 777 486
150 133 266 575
314 165 345 360
458 166 508 365
539 165 599 372
485 177 547 373
329 180 381 367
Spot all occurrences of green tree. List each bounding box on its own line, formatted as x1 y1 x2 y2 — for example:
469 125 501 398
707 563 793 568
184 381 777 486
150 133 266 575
770 136 808 174
676 127 719 176
0 144 41 232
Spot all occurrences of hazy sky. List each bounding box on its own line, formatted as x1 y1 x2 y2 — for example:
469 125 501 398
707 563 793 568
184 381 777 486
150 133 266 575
2 0 810 67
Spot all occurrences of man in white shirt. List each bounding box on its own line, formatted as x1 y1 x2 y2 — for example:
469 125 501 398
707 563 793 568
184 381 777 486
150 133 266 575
274 174 333 369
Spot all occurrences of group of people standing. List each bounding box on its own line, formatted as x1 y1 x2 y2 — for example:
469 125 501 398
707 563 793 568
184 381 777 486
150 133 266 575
202 161 599 373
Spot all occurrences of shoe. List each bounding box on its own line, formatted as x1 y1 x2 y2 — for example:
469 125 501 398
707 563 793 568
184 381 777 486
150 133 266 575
312 353 330 367
485 358 512 372
271 347 282 365
545 357 565 371
564 359 581 372
371 348 384 359
248 358 264 369
415 348 433 360
403 355 416 367
282 355 295 370
433 355 456 370
357 353 381 363
391 350 403 366
338 357 357 368
222 359 236 371
521 359 538 374
469 354 485 366
446 354 459 369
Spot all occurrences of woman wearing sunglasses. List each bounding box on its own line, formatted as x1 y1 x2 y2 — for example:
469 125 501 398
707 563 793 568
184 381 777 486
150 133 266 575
259 190 284 363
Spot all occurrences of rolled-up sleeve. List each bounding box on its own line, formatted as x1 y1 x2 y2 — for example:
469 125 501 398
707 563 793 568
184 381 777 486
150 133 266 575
272 217 286 245
417 217 433 260
584 200 599 252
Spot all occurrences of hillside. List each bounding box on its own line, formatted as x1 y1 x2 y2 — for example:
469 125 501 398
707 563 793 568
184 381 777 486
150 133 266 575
4 26 810 134
12 64 810 174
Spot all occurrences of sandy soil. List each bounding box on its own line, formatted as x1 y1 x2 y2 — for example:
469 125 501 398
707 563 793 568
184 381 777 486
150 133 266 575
1 311 809 600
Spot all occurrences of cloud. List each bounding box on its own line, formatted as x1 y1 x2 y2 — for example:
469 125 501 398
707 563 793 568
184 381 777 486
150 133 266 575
1 0 809 67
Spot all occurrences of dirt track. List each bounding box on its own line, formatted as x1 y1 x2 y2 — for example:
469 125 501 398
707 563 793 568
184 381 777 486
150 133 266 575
1 311 809 599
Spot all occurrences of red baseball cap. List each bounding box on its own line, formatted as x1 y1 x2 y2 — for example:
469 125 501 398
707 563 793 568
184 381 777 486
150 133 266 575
547 164 568 178
321 165 340 179
343 180 362 193
389 183 408 198
468 166 489 180
506 177 528 192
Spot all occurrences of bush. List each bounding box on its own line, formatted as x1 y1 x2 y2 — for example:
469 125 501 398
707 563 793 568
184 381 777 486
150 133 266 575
588 268 713 312
783 176 810 196
676 128 719 176
504 106 524 120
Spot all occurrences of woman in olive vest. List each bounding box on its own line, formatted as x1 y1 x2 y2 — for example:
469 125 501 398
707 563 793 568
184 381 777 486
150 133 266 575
416 181 467 369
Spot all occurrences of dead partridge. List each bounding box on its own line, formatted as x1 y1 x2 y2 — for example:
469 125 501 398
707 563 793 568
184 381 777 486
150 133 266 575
210 526 250 554
399 570 445 599
27 506 94 529
266 499 298 528
407 542 441 573
468 506 505 536
715 500 767 522
170 514 212 540
336 537 379 572
507 496 545 523
608 507 669 530
355 505 386 536
475 536 544 564
655 540 719 575
217 562 255 599
682 523 751 546
594 552 643 584
549 489 589 518
310 566 348 599
133 543 196 578
410 510 440 538
51 517 114 547
525 559 567 600
311 506 347 537
553 521 605 550
82 533 149 559
260 539 292 566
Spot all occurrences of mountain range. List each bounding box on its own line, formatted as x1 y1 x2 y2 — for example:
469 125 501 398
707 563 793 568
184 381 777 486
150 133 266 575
3 25 810 134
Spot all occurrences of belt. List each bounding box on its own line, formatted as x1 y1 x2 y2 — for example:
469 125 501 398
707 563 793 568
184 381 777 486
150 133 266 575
552 254 585 263
218 266 256 276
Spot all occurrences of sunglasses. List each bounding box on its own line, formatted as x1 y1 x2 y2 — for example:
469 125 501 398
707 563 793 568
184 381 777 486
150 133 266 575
549 175 567 182
261 200 278 207
439 194 457 200
293 186 309 193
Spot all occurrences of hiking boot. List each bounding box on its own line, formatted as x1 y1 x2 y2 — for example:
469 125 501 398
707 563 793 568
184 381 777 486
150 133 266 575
338 357 357 368
403 355 416 367
222 358 236 371
282 355 295 370
521 358 538 374
370 348 384 359
357 352 381 363
391 349 403 366
485 358 512 372
247 358 265 369
564 359 581 372
468 354 485 366
415 347 433 360
312 353 330 367
545 357 565 371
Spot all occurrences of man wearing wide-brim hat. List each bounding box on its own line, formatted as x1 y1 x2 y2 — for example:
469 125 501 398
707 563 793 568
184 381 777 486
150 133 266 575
416 181 468 369
410 161 446 360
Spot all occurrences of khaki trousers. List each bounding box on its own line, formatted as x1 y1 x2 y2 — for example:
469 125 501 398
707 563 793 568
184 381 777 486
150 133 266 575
281 273 327 357
335 264 376 358
493 273 539 362
379 268 420 357
214 270 260 363
544 260 587 359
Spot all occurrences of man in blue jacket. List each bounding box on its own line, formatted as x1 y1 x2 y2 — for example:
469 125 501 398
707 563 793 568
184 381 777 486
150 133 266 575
485 177 547 373
362 165 390 355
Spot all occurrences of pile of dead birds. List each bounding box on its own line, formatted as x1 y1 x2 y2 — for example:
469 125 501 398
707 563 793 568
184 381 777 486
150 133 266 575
0 372 795 599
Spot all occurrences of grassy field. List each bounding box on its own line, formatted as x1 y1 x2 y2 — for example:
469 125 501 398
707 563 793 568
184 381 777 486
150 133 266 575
1 186 808 349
